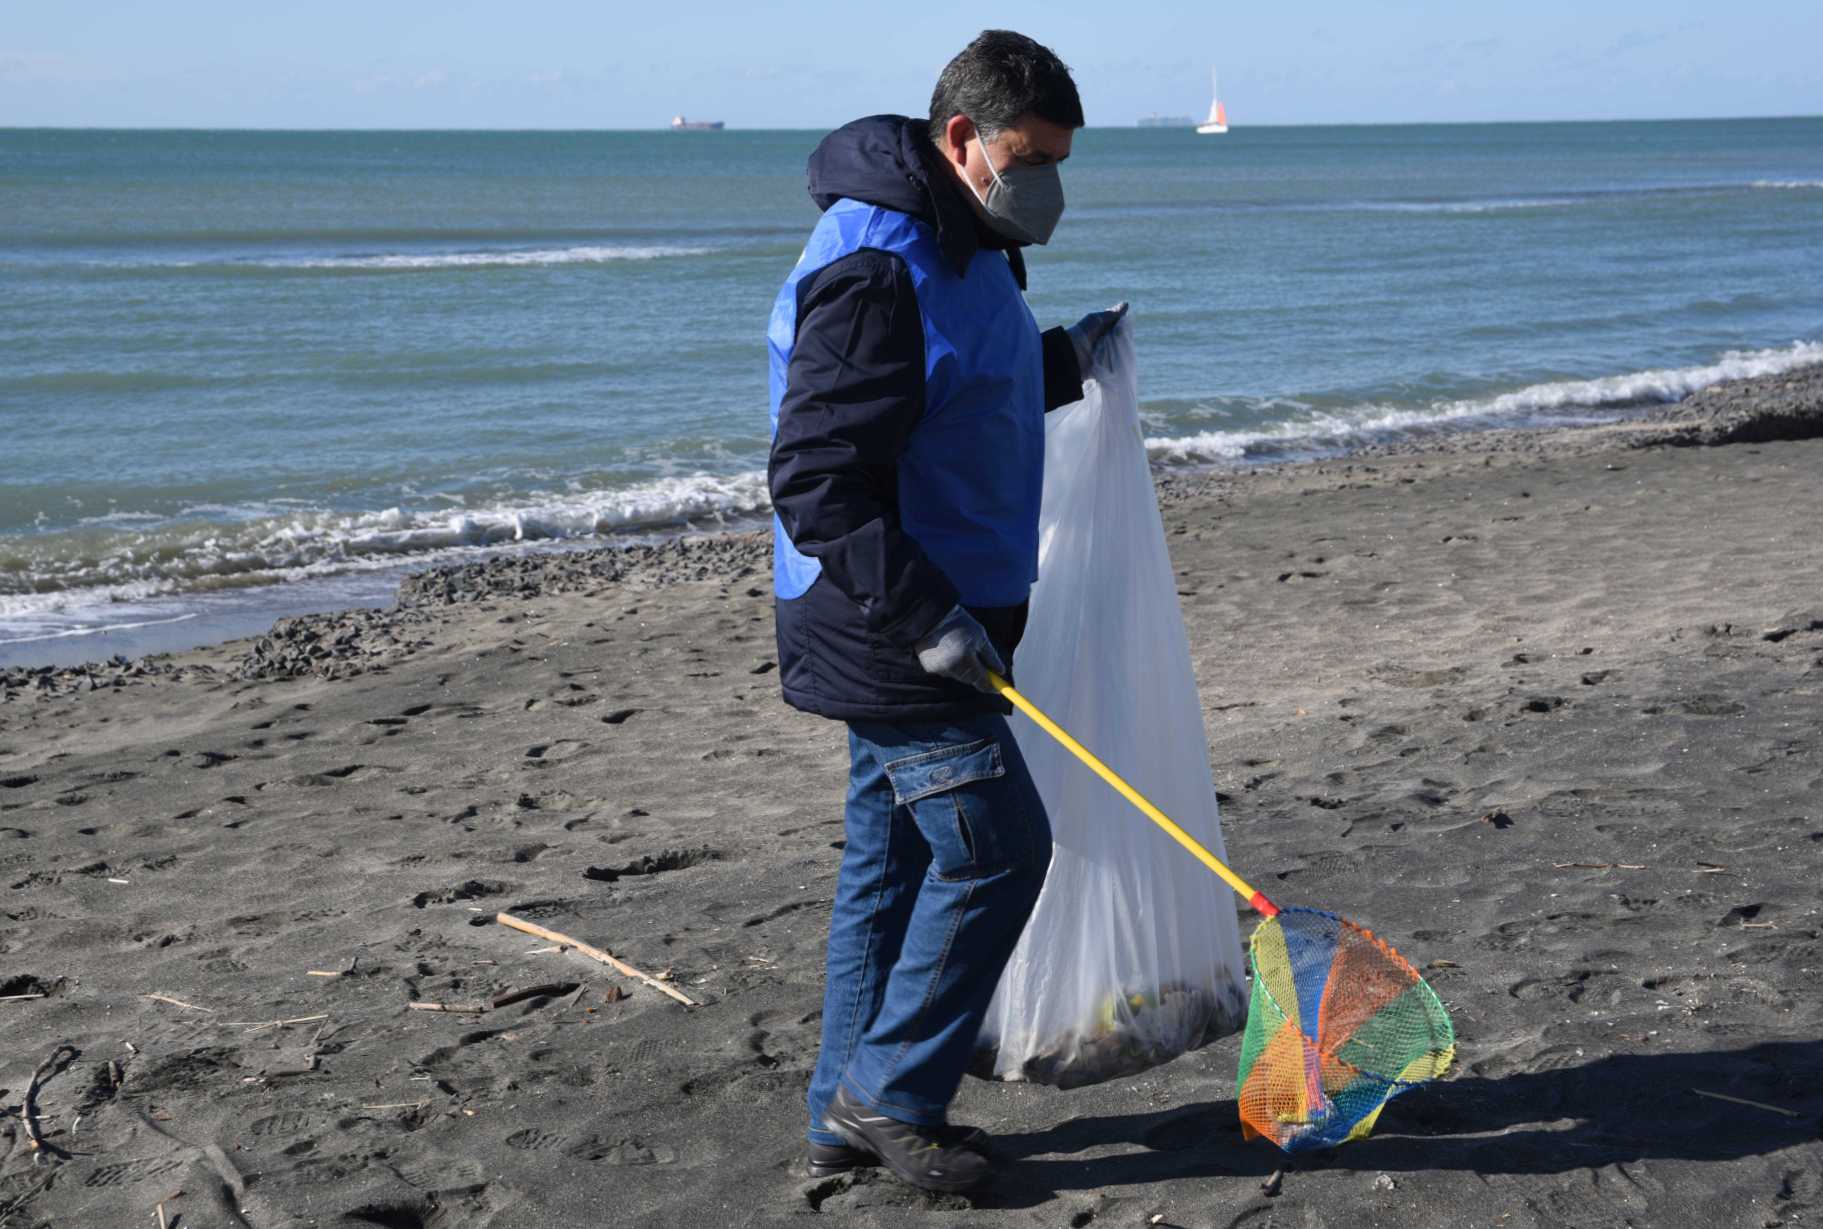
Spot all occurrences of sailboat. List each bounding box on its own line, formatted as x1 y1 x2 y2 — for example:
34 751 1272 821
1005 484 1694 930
1196 68 1229 135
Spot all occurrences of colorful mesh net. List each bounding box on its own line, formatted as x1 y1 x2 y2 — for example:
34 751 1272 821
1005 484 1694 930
1236 906 1456 1152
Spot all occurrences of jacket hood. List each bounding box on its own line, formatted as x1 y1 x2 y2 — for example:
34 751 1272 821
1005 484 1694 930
805 114 1025 287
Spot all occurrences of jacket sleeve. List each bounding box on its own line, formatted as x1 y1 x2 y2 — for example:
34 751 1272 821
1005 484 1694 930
769 249 959 647
1040 325 1084 412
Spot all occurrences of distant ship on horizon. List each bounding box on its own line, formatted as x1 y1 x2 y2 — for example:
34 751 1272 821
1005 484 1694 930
1137 114 1195 128
670 115 724 131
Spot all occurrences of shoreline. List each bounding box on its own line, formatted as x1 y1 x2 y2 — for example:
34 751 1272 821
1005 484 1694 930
1 361 1819 1224
6 360 1820 677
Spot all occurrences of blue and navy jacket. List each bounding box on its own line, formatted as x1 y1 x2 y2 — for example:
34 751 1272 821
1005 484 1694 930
767 115 1082 722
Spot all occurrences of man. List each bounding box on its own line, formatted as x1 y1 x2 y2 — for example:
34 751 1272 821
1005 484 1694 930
766 29 1125 1194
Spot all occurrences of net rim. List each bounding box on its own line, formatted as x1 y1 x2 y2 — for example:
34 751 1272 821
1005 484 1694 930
1245 905 1455 1089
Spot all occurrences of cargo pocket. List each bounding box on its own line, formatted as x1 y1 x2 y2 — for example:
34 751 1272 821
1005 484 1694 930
883 737 1024 881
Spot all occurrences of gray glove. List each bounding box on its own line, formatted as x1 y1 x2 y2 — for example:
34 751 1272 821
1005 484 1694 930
1066 301 1129 374
914 605 1007 694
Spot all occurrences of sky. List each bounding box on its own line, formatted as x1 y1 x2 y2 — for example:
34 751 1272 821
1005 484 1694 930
3 1 1820 129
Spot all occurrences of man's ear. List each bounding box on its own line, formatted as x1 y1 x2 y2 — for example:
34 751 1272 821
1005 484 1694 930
940 113 977 167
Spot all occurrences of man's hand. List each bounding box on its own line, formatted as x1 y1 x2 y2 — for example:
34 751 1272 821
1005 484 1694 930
914 606 1007 694
1066 301 1129 374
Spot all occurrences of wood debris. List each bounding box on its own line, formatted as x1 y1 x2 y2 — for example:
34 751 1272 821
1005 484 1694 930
21 1043 78 1155
496 912 697 1006
1691 1088 1800 1117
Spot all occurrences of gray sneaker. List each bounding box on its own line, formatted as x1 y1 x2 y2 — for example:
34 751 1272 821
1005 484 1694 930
806 1122 990 1179
822 1086 992 1193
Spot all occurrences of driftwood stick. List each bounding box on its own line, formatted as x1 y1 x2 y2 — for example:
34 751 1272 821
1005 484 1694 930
223 1014 331 1030
495 912 696 1006
490 982 580 1010
408 1001 489 1014
21 1043 78 1154
1691 1087 1800 1117
142 993 212 1013
0 993 48 1002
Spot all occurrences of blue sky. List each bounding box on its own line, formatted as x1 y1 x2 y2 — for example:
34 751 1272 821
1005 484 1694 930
4 1 1819 128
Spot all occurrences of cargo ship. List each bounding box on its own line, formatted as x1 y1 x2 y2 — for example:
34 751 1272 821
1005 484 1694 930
670 115 724 131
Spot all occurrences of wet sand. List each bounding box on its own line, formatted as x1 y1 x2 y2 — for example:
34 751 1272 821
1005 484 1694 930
3 368 1821 1227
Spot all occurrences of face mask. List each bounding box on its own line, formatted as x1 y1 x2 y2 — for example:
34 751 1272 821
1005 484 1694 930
968 134 1065 246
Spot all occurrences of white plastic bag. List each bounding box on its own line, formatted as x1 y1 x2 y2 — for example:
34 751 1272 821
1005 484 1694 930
977 318 1249 1088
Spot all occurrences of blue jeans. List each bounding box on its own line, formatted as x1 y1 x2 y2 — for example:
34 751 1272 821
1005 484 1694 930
806 713 1053 1145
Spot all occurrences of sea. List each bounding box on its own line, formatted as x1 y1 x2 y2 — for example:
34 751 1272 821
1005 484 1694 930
3 119 1821 666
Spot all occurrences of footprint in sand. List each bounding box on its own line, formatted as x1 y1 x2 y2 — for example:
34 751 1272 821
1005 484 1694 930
80 1157 186 1189
582 847 719 883
524 740 588 763
393 1155 486 1190
411 879 508 908
249 1111 316 1139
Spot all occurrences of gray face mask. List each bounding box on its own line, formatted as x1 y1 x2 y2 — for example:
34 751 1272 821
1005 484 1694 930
969 135 1065 246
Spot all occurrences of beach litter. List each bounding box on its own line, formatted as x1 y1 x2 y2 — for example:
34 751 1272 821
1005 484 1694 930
978 982 1229 1088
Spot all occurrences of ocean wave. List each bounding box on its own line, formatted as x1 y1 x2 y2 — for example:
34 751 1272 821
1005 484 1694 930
272 244 714 270
1145 340 1823 463
1351 197 1581 214
70 243 717 272
0 610 197 648
1334 180 1823 215
0 470 771 615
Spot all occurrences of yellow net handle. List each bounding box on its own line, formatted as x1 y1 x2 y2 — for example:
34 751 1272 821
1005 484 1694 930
988 672 1278 918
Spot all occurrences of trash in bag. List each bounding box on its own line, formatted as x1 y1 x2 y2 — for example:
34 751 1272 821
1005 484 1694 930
975 316 1249 1088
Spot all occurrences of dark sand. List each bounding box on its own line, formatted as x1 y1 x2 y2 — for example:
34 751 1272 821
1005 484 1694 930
3 369 1821 1228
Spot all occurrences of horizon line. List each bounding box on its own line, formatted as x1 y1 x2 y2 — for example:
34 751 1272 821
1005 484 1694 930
4 112 1821 135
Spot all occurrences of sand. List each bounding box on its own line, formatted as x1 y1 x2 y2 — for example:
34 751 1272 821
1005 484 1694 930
3 369 1821 1228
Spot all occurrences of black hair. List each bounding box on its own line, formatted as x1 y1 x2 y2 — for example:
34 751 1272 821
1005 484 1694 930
927 30 1084 145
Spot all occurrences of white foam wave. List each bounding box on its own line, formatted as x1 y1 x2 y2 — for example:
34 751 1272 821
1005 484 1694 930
0 611 197 648
1359 197 1579 214
272 244 713 270
1146 340 1823 463
77 244 714 272
1342 180 1823 214
0 470 771 619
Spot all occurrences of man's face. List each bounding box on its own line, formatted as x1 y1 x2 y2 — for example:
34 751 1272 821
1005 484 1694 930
943 112 1074 210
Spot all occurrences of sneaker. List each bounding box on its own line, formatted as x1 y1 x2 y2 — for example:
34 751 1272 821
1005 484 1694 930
821 1086 993 1193
806 1123 990 1179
